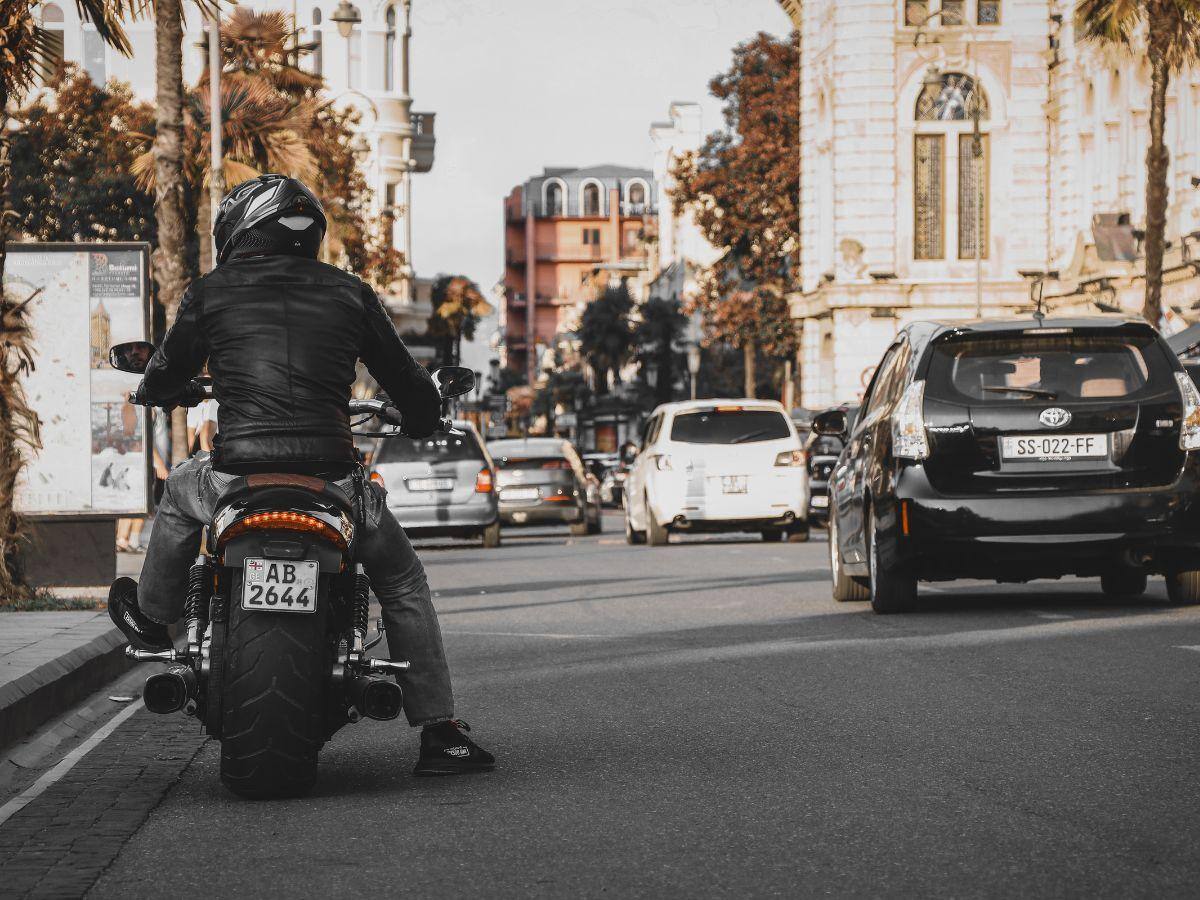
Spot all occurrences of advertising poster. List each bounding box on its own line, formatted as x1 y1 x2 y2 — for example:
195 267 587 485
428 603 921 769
5 244 151 517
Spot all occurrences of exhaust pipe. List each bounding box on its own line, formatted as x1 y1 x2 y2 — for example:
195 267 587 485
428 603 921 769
143 665 197 715
348 676 403 721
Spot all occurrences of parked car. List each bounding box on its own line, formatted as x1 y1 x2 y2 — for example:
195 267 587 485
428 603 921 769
370 420 501 547
490 437 602 535
820 315 1200 613
624 399 809 545
805 423 848 527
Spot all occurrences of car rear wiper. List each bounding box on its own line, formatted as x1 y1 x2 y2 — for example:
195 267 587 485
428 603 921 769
979 385 1058 400
730 429 774 444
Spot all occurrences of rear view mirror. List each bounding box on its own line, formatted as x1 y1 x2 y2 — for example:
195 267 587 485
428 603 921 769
812 409 848 437
432 366 475 399
109 341 157 374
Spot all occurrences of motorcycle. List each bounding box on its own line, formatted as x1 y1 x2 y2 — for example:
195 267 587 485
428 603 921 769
109 340 475 799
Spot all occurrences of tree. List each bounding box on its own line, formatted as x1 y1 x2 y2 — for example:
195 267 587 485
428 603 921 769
577 282 635 395
1076 0 1200 326
671 30 800 397
0 0 141 600
634 297 688 404
10 66 156 243
427 274 490 367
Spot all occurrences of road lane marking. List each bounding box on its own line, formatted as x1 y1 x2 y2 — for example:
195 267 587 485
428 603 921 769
1175 645 1200 653
0 701 141 829
445 630 616 639
468 610 1200 685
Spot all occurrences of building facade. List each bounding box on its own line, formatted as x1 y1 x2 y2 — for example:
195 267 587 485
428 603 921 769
781 0 1200 407
502 166 657 383
34 0 435 323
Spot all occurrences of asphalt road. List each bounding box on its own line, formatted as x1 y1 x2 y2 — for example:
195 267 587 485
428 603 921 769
7 512 1200 898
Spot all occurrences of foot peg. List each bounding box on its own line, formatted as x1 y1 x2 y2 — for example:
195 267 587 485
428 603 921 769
126 645 186 663
363 657 410 674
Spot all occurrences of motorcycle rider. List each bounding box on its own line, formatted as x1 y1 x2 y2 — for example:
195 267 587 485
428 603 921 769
107 174 494 776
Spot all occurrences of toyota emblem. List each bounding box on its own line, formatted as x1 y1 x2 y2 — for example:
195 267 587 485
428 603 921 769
1039 407 1072 428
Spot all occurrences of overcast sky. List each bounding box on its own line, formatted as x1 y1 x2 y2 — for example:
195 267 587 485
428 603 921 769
408 0 790 295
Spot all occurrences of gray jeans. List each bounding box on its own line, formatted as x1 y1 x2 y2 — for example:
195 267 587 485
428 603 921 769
138 453 454 726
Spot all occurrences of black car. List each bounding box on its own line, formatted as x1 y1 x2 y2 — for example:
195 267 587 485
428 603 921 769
817 316 1200 613
804 406 857 525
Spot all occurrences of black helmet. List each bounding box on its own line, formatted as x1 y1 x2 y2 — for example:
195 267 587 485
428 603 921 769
213 174 327 264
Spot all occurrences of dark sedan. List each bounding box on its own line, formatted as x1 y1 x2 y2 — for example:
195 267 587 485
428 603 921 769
819 316 1200 613
489 437 602 535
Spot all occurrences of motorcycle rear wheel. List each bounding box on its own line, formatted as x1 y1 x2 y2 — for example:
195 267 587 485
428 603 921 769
219 573 330 800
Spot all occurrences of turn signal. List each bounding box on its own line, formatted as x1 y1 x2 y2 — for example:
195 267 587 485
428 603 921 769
1175 372 1200 451
216 511 349 551
475 468 494 493
370 471 386 489
774 450 805 467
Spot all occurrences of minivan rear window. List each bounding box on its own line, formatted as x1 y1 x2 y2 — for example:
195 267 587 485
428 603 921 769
925 332 1173 404
669 409 792 444
376 433 482 464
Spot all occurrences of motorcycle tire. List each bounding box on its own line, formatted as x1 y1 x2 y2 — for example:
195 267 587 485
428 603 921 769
219 572 330 800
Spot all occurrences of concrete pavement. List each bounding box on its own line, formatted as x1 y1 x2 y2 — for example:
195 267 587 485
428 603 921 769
4 514 1200 897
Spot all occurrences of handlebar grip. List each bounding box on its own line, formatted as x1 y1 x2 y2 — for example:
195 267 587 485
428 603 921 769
127 390 143 406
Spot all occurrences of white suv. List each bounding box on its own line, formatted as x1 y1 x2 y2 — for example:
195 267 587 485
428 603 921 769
624 399 809 546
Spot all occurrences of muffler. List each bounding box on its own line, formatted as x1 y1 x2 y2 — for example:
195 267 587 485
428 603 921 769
143 665 198 715
348 675 403 721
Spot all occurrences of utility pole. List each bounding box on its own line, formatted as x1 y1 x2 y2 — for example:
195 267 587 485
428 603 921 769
208 7 223 270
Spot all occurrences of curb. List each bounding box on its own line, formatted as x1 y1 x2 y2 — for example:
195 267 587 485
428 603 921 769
0 628 133 754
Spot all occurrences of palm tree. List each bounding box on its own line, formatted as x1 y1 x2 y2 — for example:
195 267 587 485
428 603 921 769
1076 0 1200 326
0 0 140 599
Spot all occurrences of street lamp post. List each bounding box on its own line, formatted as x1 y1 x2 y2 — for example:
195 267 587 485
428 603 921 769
331 0 361 86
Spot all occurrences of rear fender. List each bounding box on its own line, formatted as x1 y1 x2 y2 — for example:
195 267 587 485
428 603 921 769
221 532 347 574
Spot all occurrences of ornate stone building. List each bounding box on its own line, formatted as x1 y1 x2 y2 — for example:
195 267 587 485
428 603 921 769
779 0 1200 407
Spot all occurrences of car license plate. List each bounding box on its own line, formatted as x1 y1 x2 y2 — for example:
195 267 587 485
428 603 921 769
503 487 540 501
721 475 748 494
1000 433 1108 461
811 494 829 508
242 558 318 614
406 477 454 492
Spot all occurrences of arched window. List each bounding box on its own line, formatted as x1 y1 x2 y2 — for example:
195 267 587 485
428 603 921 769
384 6 396 92
545 181 563 216
628 182 646 207
39 3 65 83
913 72 991 261
582 182 601 216
311 8 323 77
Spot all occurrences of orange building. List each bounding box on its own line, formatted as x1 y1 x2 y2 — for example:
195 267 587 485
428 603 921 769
502 165 657 383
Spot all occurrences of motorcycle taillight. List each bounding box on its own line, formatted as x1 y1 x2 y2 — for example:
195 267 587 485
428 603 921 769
216 511 348 551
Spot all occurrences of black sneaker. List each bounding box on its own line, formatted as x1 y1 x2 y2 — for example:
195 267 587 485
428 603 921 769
414 720 496 776
107 577 171 652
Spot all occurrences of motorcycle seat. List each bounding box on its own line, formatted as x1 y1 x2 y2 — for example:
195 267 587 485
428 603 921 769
215 472 355 517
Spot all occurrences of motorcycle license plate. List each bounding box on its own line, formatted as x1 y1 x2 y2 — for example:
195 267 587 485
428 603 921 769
1000 434 1107 461
241 558 319 614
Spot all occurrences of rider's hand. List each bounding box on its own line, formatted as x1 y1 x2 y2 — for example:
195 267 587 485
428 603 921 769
381 403 405 427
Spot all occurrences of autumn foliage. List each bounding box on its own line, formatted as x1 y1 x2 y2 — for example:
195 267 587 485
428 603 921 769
671 30 800 396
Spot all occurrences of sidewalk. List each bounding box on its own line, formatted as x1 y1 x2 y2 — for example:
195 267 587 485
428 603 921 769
0 611 131 752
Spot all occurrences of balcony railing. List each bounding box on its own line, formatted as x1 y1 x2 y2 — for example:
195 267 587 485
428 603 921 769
620 202 657 217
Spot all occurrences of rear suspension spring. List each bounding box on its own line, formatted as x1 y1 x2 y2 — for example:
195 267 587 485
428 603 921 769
353 568 371 640
184 558 214 628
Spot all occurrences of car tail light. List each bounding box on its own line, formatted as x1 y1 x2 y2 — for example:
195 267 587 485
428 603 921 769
1175 372 1200 450
892 380 929 460
475 468 494 493
370 471 386 489
774 450 805 467
216 511 349 551
654 454 673 471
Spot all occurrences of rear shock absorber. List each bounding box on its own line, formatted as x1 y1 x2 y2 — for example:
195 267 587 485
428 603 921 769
183 556 213 655
353 564 370 653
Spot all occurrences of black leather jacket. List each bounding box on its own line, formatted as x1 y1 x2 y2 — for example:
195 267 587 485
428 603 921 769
140 254 440 472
